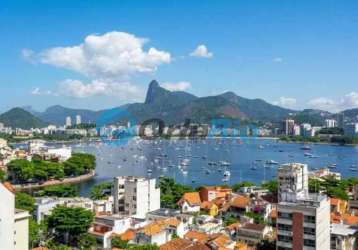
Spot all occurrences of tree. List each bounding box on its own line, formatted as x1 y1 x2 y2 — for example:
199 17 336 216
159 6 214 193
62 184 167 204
111 237 129 249
77 233 97 250
262 180 278 195
159 177 194 209
37 184 79 197
257 239 275 250
232 181 255 192
46 206 94 245
7 159 34 182
29 218 42 248
0 169 6 181
15 192 35 212
90 182 112 200
244 211 265 224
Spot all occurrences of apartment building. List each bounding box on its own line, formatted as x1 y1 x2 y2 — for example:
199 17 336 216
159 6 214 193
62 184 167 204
113 176 160 218
277 163 330 250
0 183 29 250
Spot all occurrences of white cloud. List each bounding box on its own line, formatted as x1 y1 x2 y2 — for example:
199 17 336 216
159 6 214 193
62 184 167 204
307 92 358 112
272 57 283 63
190 44 213 58
273 97 297 108
58 79 144 101
22 49 36 63
36 31 171 79
307 97 338 111
161 81 191 91
30 87 54 96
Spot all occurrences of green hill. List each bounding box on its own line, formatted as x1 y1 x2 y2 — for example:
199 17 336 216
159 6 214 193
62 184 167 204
0 107 47 129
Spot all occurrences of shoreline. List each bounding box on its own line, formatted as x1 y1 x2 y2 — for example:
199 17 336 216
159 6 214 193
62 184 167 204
13 170 96 192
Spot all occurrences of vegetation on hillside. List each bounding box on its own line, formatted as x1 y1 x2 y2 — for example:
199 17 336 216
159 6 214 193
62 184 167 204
159 177 194 209
7 153 95 184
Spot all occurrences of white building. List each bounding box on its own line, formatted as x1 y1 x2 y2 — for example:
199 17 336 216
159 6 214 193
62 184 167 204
65 116 72 127
277 163 331 250
278 163 309 202
76 115 82 125
113 176 160 219
325 119 337 128
344 123 358 136
282 119 295 136
330 223 358 250
0 183 29 250
47 147 72 161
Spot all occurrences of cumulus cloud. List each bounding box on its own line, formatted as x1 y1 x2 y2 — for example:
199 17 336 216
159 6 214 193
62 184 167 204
272 57 283 63
58 79 145 101
273 97 297 108
307 93 358 111
30 87 55 96
190 44 213 58
36 31 171 78
25 31 171 102
161 81 191 91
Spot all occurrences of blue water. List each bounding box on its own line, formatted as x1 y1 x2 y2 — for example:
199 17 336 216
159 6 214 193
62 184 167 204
75 138 358 196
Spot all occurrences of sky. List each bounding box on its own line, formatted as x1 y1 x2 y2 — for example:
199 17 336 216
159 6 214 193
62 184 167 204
1 0 358 112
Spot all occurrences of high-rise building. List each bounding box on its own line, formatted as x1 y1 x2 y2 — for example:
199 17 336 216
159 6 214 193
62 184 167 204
113 176 160 219
344 123 358 136
282 119 295 136
65 116 72 127
336 113 345 128
325 119 337 128
0 183 29 250
276 163 330 250
76 115 82 125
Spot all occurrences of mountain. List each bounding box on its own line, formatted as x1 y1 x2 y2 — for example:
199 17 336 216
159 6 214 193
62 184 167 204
36 105 100 125
342 108 358 122
0 107 47 129
18 80 343 126
125 80 294 124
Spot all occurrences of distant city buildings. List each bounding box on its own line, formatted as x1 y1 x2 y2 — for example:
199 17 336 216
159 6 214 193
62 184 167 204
325 119 337 128
282 119 295 136
76 114 82 125
65 116 72 127
344 123 358 136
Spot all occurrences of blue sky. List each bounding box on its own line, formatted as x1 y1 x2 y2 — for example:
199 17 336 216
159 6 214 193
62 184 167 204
1 0 358 112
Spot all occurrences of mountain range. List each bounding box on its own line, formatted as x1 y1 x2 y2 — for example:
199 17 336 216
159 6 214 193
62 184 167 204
1 80 356 129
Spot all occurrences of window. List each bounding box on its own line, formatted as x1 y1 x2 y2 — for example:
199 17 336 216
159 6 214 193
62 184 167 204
278 235 292 243
278 223 292 232
278 212 292 219
304 215 315 223
304 239 315 247
304 227 315 235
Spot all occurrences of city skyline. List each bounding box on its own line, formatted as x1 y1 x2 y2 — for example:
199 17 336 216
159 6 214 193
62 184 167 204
1 1 358 112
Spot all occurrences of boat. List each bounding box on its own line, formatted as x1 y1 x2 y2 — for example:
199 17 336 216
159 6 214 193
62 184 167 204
147 169 153 173
300 145 312 150
304 152 313 157
328 164 337 169
266 160 279 165
182 170 188 175
223 170 231 177
219 161 231 166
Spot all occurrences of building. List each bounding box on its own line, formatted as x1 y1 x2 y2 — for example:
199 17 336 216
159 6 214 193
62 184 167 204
113 176 160 218
199 186 232 202
236 223 272 247
177 192 202 213
300 123 312 137
278 163 309 203
282 119 295 136
0 183 29 250
344 123 358 136
76 114 82 125
276 163 331 250
65 116 72 127
325 119 337 128
330 223 358 250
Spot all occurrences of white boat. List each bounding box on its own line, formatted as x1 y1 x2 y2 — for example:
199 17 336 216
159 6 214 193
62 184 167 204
219 161 231 166
266 160 279 165
301 145 311 150
223 170 231 177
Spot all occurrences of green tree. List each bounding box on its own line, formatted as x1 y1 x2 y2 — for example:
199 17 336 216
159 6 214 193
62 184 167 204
257 239 276 250
0 169 6 181
77 233 97 250
37 184 79 197
159 177 194 209
7 159 34 182
244 211 265 224
111 237 129 249
127 244 160 250
29 218 42 248
15 192 35 212
90 182 112 200
262 180 278 195
46 206 94 245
